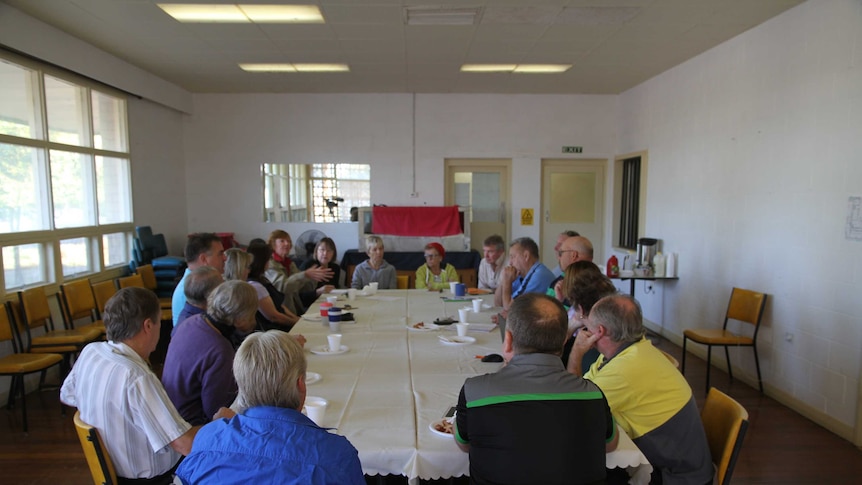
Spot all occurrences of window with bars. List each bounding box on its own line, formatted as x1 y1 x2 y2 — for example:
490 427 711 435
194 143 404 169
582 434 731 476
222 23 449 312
263 163 370 223
613 153 647 251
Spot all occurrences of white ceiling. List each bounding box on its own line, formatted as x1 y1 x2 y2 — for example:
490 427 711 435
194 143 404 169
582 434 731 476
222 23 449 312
2 0 806 94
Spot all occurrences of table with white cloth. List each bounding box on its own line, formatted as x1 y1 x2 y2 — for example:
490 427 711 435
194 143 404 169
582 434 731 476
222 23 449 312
296 289 652 484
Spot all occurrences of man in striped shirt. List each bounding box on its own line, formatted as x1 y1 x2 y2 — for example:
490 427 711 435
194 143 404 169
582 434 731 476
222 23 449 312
61 288 199 484
455 293 618 485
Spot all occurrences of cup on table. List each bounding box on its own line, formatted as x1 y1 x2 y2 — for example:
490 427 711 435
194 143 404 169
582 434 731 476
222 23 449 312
454 283 466 297
327 333 342 352
304 396 328 426
449 282 459 293
472 298 482 313
320 302 333 317
326 295 338 305
348 288 357 301
369 282 379 293
458 307 470 323
329 320 341 333
455 322 469 337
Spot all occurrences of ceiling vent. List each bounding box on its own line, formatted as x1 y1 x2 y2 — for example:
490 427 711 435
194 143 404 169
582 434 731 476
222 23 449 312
404 6 483 26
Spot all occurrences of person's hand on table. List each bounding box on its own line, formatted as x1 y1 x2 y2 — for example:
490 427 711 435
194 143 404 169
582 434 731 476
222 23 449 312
315 284 335 295
292 334 307 347
304 265 334 282
213 407 236 421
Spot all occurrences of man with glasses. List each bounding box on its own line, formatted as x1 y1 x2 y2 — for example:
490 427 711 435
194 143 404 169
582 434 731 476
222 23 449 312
551 230 580 277
549 236 595 304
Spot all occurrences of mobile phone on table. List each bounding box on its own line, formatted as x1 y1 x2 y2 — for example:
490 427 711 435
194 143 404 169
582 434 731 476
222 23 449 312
444 406 456 418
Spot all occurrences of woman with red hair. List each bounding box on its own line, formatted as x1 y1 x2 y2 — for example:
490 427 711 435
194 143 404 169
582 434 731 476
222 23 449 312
415 242 459 291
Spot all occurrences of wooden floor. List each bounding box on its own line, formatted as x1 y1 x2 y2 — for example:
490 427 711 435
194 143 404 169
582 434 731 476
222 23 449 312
2 338 861 484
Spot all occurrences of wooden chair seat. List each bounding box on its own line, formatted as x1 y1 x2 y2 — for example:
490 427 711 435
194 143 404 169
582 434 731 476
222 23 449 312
31 327 102 346
683 329 754 346
0 352 64 374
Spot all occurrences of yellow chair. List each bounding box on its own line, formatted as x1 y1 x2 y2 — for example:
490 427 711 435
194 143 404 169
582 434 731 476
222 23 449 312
659 349 680 370
117 273 144 289
0 304 64 433
701 387 749 485
59 279 106 337
396 275 409 289
91 280 118 318
74 411 118 485
682 287 767 393
135 264 172 309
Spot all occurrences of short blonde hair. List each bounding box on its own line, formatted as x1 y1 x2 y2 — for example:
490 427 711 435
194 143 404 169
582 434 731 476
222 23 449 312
233 331 307 411
365 235 384 251
223 248 253 281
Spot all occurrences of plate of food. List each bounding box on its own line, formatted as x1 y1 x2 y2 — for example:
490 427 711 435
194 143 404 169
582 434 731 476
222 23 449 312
310 345 349 355
433 317 456 326
305 371 322 385
408 321 440 331
303 314 323 322
429 417 455 437
438 336 476 346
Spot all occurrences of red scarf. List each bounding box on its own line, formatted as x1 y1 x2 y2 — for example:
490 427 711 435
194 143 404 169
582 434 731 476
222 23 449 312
272 252 292 268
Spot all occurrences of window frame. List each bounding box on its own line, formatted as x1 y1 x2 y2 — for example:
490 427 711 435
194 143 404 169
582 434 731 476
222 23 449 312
262 163 370 223
612 151 648 251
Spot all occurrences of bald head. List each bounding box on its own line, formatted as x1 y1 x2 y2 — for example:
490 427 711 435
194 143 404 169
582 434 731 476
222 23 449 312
558 236 594 270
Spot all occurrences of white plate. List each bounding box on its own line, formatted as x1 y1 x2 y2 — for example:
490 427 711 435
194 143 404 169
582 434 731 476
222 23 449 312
310 344 350 355
429 418 455 437
306 371 322 385
303 314 323 322
407 322 439 332
438 336 476 346
329 289 349 295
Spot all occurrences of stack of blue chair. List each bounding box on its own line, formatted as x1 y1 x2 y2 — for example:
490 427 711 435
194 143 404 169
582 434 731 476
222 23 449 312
130 226 186 297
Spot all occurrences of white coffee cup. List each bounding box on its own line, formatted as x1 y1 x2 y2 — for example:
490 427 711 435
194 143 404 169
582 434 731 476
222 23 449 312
327 333 342 352
472 299 482 313
304 396 328 426
329 320 341 333
348 288 357 301
449 282 459 293
456 322 469 337
326 295 338 304
458 307 470 323
369 282 379 293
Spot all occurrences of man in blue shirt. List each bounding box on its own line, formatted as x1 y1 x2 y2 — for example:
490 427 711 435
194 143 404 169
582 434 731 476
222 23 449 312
499 237 556 312
176 331 364 485
171 233 225 325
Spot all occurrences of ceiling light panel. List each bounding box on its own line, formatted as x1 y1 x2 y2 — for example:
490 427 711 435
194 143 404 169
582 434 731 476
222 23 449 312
461 64 517 72
238 5 323 23
239 63 296 72
513 64 572 73
158 4 324 23
404 6 483 26
158 4 247 22
239 63 350 72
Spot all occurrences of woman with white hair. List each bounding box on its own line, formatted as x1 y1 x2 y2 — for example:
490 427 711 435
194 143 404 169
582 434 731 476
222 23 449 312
176 331 365 484
161 280 258 426
223 247 301 332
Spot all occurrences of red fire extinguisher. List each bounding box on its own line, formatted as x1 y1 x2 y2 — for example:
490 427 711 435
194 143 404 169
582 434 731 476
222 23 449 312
606 255 619 277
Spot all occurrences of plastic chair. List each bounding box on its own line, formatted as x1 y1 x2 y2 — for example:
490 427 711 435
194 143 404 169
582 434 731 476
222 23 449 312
91 281 118 318
0 304 64 432
59 279 106 337
135 264 172 309
701 387 749 485
682 287 767 393
73 411 118 485
117 273 144 289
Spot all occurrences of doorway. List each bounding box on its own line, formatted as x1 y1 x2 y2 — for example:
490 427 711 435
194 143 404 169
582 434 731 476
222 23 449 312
444 159 511 252
541 159 606 266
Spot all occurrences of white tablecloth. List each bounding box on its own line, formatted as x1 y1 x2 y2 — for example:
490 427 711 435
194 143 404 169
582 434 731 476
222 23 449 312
296 289 651 484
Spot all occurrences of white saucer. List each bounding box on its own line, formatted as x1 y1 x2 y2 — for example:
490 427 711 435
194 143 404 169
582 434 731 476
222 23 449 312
306 371 322 385
310 344 349 355
303 314 323 322
429 418 455 437
438 336 476 346
407 322 440 332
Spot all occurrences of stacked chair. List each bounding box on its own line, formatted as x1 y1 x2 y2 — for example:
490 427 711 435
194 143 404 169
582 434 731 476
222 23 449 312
130 226 185 298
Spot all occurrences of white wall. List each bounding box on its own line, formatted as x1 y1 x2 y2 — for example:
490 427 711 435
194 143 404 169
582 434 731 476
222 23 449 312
182 93 617 253
617 0 862 439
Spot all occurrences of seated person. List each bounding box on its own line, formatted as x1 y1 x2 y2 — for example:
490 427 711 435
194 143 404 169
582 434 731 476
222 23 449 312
265 230 333 314
558 261 616 372
176 331 365 484
173 265 222 335
569 295 714 485
300 237 343 289
455 293 617 485
162 280 259 426
61 287 198 484
415 242 458 291
478 234 506 291
224 247 299 332
351 235 397 290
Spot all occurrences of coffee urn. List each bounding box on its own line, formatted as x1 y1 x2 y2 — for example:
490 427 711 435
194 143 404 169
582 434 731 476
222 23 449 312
636 238 659 267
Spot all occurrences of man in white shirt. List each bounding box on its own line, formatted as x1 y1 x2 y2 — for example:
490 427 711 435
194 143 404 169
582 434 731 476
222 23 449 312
61 287 199 484
478 234 506 292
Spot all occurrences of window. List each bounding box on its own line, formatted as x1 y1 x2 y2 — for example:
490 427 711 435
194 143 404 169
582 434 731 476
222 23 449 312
613 152 648 250
262 163 370 223
0 53 134 292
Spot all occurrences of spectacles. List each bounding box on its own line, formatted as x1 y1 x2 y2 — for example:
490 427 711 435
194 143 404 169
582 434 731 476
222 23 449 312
423 254 439 259
557 249 575 257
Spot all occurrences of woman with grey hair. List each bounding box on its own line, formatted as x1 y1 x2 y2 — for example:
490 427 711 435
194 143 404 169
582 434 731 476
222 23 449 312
350 235 397 289
161 280 258 426
176 331 365 484
224 247 301 332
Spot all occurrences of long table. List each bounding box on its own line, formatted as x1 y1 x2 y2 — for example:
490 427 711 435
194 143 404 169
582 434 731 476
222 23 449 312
295 289 651 484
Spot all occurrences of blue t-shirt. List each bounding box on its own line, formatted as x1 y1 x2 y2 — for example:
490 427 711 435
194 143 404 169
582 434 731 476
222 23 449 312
177 406 365 485
171 268 191 325
510 262 556 299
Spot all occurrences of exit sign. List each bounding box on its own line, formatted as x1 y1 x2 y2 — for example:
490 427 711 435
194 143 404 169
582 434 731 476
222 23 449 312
562 146 583 153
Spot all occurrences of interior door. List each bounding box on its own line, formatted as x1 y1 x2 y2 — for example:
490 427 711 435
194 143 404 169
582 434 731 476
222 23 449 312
541 159 605 266
444 159 511 252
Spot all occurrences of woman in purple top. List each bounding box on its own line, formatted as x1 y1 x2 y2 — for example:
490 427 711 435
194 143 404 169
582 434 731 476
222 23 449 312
161 280 258 425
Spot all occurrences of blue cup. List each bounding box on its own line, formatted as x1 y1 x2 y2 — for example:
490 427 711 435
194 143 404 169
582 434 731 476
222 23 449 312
454 283 466 297
328 307 342 322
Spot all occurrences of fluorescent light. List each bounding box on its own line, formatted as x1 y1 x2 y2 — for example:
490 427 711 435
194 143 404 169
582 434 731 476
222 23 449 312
158 4 324 23
404 6 482 26
238 5 323 23
461 64 517 72
513 64 572 73
239 63 349 73
461 64 572 73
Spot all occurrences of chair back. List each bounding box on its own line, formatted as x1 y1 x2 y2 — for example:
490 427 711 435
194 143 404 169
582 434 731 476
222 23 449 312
136 264 159 291
117 274 144 289
396 275 409 289
18 287 55 331
73 411 118 485
659 349 680 369
0 304 19 351
91 281 118 316
701 387 749 485
61 279 99 322
725 288 767 327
